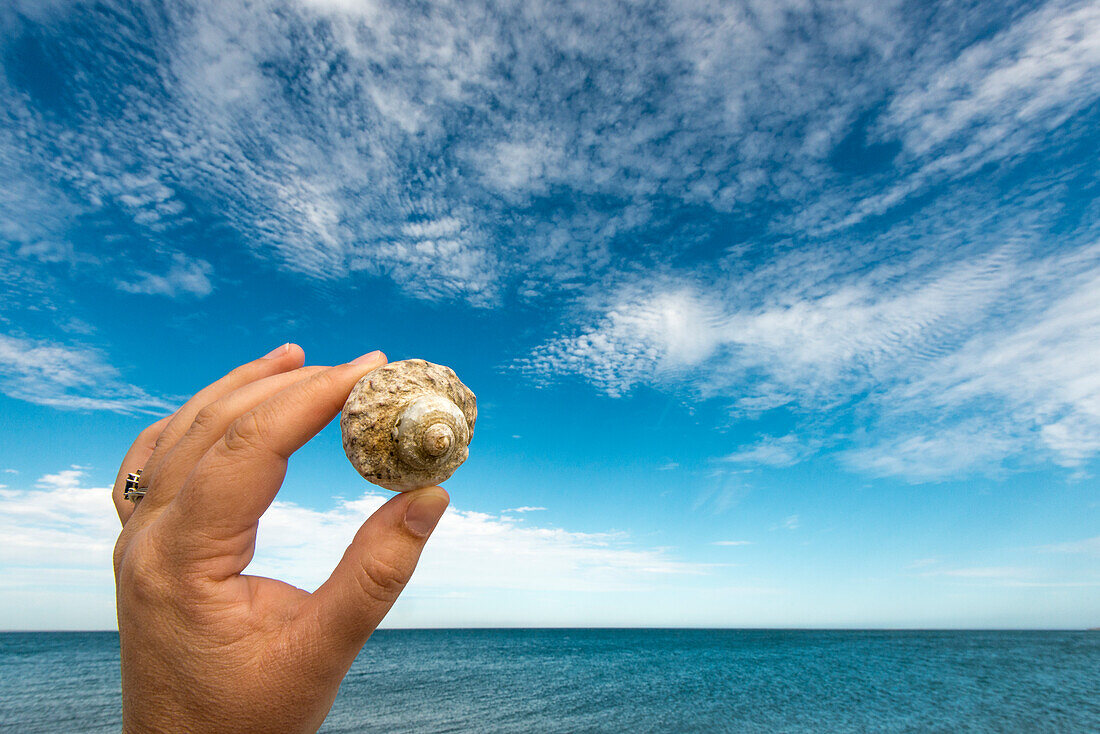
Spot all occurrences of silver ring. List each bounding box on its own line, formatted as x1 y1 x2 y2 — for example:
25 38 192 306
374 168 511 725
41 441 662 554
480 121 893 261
124 469 147 502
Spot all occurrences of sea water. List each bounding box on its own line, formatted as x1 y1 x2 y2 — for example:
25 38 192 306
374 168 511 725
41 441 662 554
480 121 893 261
2 629 1098 732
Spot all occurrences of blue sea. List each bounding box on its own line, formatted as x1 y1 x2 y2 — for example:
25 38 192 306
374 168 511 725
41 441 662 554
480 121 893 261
2 629 1098 732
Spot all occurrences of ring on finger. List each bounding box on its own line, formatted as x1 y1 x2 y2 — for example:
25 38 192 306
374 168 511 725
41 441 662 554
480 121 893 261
124 469 148 502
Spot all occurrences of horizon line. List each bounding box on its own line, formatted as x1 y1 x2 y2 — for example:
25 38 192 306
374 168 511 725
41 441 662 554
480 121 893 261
3 626 1096 633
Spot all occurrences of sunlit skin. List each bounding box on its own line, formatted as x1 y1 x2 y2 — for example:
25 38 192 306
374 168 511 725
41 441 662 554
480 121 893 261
111 344 449 733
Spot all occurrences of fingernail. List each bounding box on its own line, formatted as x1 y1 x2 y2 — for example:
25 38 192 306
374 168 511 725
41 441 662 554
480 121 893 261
404 490 449 537
262 343 290 359
351 350 383 365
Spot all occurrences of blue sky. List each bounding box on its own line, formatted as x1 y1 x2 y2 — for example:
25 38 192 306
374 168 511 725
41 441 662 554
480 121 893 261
1 0 1098 630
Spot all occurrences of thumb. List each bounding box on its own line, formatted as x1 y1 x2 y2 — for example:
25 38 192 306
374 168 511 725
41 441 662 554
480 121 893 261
299 487 449 661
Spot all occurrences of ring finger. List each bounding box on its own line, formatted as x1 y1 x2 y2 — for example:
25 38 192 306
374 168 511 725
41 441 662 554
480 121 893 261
112 413 175 524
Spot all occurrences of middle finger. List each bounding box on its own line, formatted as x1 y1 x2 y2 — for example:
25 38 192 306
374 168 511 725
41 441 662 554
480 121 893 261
135 344 305 506
133 365 330 518
160 352 387 573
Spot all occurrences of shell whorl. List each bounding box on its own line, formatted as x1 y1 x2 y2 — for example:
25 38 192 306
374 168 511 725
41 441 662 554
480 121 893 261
393 395 469 471
340 359 476 492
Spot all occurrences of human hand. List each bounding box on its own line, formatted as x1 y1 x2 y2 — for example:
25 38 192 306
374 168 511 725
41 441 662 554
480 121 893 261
111 344 450 733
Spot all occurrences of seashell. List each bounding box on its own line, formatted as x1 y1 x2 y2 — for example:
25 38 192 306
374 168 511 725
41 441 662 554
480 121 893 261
340 359 477 492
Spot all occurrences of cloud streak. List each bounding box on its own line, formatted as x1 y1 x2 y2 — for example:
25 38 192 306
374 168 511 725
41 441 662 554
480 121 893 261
4 0 1099 478
521 240 1100 479
6 0 1097 307
0 334 175 413
1037 536 1100 555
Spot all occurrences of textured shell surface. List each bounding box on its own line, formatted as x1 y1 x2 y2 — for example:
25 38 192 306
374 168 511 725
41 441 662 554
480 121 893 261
340 359 477 492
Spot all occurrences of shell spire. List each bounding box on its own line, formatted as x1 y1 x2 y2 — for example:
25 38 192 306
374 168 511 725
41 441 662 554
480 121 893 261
340 359 477 492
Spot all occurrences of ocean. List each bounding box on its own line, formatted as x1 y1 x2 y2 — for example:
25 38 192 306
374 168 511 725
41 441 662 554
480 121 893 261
2 629 1098 732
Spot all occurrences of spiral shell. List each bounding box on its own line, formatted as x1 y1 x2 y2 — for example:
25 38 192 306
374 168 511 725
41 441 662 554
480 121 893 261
340 359 477 492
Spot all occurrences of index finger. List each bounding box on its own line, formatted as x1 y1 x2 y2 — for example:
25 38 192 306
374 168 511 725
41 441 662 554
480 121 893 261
160 351 386 565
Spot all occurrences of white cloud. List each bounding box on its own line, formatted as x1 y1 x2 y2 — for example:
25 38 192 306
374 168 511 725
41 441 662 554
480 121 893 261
523 241 1100 479
471 134 568 200
805 0 1100 233
4 0 1100 484
517 287 728 397
116 253 214 299
724 435 819 469
0 333 174 413
994 580 1100 588
10 0 1085 310
400 217 464 240
886 1 1100 159
1 0 508 305
906 558 939 569
1037 536 1100 555
867 249 1100 473
36 467 88 491
521 246 1016 399
921 566 1030 580
712 540 753 547
0 469 712 628
501 506 547 514
252 494 707 595
842 422 1020 482
775 515 800 531
0 469 155 629
693 477 750 515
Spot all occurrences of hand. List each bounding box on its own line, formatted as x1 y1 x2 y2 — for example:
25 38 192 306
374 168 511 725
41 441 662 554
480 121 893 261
111 344 450 733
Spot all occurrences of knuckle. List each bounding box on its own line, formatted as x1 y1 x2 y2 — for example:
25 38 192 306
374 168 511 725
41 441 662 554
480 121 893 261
112 533 130 576
221 360 268 387
141 462 162 487
190 403 224 436
355 551 410 604
304 369 341 401
221 411 270 456
228 360 262 379
135 463 160 494
152 429 174 453
117 536 172 600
